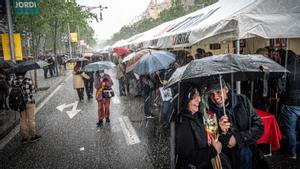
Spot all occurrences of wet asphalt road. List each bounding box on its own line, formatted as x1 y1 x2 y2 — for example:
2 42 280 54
1 70 170 169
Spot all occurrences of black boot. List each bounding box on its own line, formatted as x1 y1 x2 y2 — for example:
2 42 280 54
97 120 103 126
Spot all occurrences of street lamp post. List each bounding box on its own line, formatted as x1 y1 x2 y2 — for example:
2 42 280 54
67 23 72 58
5 0 16 62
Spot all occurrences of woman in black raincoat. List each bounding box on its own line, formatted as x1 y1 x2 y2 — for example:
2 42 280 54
175 87 224 169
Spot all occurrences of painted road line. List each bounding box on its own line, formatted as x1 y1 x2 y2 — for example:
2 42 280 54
118 116 140 145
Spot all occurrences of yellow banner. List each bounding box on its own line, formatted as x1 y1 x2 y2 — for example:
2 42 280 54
1 34 10 60
1 33 23 61
70 32 78 43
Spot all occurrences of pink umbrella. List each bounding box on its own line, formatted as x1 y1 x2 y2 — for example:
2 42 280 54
113 47 130 57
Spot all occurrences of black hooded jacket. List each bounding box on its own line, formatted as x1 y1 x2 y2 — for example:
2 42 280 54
208 91 264 169
281 53 300 106
208 91 264 149
175 109 217 169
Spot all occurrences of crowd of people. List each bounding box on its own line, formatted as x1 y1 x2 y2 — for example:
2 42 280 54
105 46 299 169
40 55 67 79
1 45 298 168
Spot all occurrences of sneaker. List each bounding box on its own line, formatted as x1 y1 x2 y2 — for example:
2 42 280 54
97 120 103 126
288 152 297 160
106 118 110 123
30 135 41 143
21 139 29 145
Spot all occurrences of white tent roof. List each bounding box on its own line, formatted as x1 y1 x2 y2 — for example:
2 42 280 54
120 0 300 48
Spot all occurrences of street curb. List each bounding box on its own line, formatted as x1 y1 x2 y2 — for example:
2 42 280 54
0 71 72 150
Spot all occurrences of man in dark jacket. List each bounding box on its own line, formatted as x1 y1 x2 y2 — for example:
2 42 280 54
280 50 300 159
141 75 155 118
84 71 94 99
207 79 264 169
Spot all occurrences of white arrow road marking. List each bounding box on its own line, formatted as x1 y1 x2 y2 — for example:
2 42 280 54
56 101 81 119
111 96 121 104
56 102 76 112
56 104 65 112
118 116 140 145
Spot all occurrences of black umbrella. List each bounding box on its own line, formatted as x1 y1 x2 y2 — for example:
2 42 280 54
0 60 16 69
167 54 289 87
15 60 49 73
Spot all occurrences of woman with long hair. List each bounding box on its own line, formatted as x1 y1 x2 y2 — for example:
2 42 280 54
175 86 225 169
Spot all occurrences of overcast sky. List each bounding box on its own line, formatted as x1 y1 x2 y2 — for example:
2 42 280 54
76 0 151 41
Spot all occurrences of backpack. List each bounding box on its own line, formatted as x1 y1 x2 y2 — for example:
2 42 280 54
0 78 9 90
9 80 26 112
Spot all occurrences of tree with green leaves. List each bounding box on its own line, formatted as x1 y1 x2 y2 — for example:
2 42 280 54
13 0 96 58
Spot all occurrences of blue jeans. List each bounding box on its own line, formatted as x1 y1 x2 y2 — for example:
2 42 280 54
161 101 171 122
281 105 300 154
144 91 152 116
240 147 252 169
118 78 125 95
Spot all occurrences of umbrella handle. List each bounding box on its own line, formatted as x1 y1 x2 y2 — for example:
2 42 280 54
219 75 226 116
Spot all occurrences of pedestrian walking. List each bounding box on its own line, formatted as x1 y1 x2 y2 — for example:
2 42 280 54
94 70 113 126
116 58 126 96
83 71 94 99
12 71 41 144
57 55 66 76
73 62 85 101
47 56 56 77
83 61 94 100
42 56 49 79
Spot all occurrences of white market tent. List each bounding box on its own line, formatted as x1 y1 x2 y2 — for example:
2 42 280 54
118 0 300 49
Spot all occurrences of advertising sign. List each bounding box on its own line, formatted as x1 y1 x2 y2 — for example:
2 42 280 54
1 33 23 61
13 0 39 15
70 32 78 43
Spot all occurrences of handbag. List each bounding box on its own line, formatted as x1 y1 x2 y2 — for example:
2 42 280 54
102 89 115 98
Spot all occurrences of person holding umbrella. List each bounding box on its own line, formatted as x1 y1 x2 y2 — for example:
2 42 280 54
73 62 85 101
207 79 264 169
94 70 113 126
175 86 224 169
